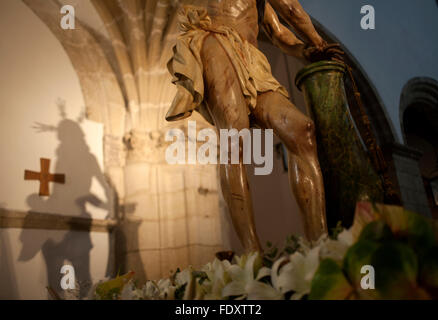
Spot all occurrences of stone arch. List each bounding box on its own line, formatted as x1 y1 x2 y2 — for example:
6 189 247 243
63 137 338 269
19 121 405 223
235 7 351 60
399 77 438 217
400 77 438 144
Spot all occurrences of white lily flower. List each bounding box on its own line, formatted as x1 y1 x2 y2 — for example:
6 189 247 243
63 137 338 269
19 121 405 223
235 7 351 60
222 252 262 299
246 257 286 300
175 267 199 300
202 259 232 300
246 281 284 300
157 278 176 300
256 266 271 281
120 281 141 300
319 229 354 264
142 281 161 299
275 247 321 300
338 229 354 246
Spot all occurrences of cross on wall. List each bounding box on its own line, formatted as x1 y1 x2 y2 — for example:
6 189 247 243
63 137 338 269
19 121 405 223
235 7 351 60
24 158 65 196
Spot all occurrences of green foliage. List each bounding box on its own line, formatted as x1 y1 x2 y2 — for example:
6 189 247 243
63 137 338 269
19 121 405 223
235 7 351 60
263 235 300 268
95 271 135 300
379 205 435 252
310 204 438 300
343 240 379 285
193 271 209 285
330 221 344 240
309 259 353 300
358 221 392 242
419 246 438 295
371 242 419 299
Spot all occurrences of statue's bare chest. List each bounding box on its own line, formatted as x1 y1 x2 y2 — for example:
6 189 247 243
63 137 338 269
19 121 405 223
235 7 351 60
207 0 259 44
207 0 257 22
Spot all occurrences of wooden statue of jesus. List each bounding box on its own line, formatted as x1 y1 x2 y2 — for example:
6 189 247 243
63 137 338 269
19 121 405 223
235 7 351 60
166 0 343 251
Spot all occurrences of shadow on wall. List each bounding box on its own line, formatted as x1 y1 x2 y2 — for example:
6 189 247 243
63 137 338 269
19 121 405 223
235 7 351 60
14 102 130 299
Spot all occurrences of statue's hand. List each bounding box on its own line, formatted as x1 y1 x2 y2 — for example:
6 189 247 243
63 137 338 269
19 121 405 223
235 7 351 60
303 42 344 63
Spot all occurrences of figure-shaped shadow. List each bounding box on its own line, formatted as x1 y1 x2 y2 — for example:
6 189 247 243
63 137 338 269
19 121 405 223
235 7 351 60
18 114 113 299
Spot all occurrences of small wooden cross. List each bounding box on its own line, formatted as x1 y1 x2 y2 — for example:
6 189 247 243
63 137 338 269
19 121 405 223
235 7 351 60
24 158 65 196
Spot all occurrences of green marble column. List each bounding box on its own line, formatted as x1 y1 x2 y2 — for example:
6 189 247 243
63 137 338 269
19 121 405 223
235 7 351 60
295 61 384 228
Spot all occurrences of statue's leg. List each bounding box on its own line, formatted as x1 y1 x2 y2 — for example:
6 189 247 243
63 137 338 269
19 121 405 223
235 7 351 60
201 35 262 252
253 91 327 241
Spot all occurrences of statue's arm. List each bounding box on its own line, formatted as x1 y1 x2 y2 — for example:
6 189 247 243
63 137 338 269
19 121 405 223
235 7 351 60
267 0 325 48
265 0 344 62
261 3 307 59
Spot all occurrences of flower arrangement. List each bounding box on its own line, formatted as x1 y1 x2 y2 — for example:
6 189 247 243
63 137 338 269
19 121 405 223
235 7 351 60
82 202 438 300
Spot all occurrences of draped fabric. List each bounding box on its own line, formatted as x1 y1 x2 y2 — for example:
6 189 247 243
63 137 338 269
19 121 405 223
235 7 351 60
23 0 228 282
166 6 289 125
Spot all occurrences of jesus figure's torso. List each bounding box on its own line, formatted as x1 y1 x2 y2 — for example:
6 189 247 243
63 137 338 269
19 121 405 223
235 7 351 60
207 0 260 46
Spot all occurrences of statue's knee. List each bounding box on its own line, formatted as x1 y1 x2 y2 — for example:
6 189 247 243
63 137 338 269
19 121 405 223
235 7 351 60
298 118 317 151
304 119 316 139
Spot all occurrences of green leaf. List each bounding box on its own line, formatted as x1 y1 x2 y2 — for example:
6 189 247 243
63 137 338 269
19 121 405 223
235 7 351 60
419 246 438 298
359 221 393 242
343 239 381 299
371 242 423 299
330 221 344 240
95 271 135 300
309 259 353 300
351 202 379 240
193 271 209 285
344 240 380 286
376 204 435 250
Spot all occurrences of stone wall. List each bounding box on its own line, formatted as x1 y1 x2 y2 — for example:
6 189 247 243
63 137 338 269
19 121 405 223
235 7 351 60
392 143 431 217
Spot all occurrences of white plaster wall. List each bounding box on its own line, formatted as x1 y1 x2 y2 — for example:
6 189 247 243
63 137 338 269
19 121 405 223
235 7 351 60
0 0 110 218
0 0 111 299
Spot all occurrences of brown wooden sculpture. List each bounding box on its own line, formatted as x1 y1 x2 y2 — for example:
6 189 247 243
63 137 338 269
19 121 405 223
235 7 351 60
166 0 343 252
